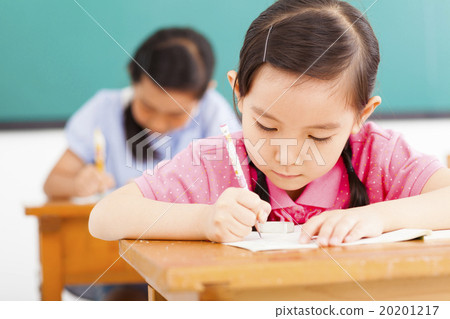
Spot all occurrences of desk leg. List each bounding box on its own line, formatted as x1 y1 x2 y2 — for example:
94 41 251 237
148 286 155 301
39 216 63 301
147 285 166 301
199 283 234 301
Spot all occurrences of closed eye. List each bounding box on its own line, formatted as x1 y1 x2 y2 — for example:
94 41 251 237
309 135 332 143
255 119 332 142
255 121 277 132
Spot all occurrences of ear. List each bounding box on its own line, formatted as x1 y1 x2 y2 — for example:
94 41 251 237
227 70 243 113
351 96 382 134
227 70 240 92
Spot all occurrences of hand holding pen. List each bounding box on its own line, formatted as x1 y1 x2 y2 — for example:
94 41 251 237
203 187 271 243
72 128 115 197
202 124 270 242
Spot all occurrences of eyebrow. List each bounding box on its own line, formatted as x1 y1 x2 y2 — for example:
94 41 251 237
251 105 281 123
251 105 341 130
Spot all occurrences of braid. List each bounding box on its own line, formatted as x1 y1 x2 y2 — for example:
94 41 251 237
341 141 370 208
249 161 270 231
249 161 270 203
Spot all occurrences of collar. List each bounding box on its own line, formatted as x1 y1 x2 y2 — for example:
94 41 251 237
267 157 347 210
121 86 134 108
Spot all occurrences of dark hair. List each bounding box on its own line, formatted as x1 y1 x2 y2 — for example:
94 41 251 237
126 27 215 161
236 0 379 208
128 27 214 99
123 104 160 163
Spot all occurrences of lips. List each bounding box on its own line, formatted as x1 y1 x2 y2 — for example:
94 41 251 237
271 170 302 179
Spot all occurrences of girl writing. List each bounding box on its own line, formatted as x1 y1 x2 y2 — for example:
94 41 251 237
89 0 450 246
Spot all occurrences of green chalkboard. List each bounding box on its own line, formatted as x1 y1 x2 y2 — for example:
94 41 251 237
1 0 449 124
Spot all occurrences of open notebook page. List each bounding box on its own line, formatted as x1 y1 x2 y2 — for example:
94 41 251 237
223 226 432 252
423 230 450 241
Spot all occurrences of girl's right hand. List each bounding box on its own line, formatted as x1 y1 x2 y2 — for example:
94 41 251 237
74 164 115 197
203 187 272 243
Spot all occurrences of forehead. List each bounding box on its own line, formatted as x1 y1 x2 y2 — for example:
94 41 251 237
245 65 354 125
136 76 198 112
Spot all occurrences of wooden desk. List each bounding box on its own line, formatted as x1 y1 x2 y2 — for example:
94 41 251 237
26 202 144 300
119 238 450 301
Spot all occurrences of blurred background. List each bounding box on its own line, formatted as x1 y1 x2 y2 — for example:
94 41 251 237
1 0 449 300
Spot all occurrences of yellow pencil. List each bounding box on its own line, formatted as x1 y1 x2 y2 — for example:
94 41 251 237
94 128 105 172
220 124 262 238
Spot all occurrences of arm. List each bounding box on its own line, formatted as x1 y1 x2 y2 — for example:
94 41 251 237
47 90 117 198
44 149 115 199
299 167 450 246
89 183 271 242
376 167 450 231
89 182 209 241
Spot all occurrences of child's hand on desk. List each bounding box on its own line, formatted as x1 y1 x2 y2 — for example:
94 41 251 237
298 206 384 246
203 188 271 243
74 164 115 197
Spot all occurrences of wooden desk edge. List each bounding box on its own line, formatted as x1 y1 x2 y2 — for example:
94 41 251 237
25 202 95 217
119 240 170 292
119 239 450 294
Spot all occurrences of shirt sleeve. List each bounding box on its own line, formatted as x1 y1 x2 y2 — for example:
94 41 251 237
134 141 215 204
380 132 444 200
134 134 245 204
199 89 241 137
64 91 105 164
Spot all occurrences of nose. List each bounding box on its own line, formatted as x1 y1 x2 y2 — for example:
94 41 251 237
274 139 303 167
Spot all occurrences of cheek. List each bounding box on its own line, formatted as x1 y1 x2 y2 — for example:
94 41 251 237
241 113 255 142
171 115 190 128
240 110 251 133
313 137 348 172
242 127 272 167
131 104 149 127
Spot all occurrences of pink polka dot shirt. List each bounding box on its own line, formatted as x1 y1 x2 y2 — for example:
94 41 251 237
135 122 444 224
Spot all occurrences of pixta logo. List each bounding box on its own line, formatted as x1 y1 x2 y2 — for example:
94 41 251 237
126 129 172 174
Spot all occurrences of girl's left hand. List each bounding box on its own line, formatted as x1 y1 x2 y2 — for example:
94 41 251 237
298 206 385 246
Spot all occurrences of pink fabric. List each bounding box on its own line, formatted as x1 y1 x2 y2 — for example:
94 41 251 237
135 122 444 224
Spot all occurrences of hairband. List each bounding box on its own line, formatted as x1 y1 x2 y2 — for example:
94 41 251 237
263 25 273 62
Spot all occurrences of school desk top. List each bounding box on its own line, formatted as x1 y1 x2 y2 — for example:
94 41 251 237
25 201 95 218
119 237 450 301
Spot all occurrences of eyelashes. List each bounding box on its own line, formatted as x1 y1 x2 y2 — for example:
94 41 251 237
309 136 332 143
255 121 277 132
255 120 333 143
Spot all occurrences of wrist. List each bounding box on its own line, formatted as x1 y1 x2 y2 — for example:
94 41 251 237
72 178 81 197
368 201 396 232
199 204 213 241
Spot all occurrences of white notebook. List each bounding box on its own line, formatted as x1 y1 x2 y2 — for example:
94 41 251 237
424 230 450 241
223 226 433 252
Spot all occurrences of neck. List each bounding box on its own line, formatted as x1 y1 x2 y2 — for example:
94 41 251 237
285 187 305 202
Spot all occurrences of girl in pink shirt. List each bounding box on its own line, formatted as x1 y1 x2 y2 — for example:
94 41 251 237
90 0 450 246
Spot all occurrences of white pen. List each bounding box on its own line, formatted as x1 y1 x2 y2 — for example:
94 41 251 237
220 124 262 238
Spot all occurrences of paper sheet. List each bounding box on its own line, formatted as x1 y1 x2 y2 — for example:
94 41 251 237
223 226 432 252
71 192 109 205
423 230 450 241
